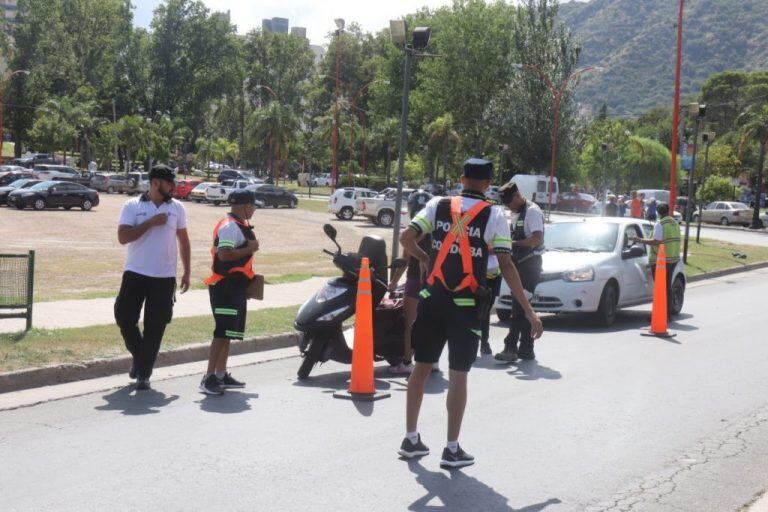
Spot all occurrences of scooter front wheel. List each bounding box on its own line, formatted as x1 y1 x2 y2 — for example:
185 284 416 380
297 338 326 380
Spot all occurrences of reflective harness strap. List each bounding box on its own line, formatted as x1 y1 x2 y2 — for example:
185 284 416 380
204 216 255 286
427 196 490 294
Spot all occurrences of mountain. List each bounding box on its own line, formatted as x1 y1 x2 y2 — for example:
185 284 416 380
558 0 768 116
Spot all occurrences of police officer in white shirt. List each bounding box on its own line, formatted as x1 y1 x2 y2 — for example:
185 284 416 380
115 165 191 390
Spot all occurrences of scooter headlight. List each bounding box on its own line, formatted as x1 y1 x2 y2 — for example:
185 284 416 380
316 283 346 303
318 306 348 322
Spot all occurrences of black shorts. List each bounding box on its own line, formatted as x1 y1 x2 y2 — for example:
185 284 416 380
411 289 481 372
209 276 248 340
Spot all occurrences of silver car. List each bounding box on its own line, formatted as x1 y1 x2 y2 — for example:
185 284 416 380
694 201 752 226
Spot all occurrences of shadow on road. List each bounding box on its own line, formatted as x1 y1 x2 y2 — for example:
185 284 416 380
95 385 179 416
196 391 260 414
508 360 562 381
407 460 561 511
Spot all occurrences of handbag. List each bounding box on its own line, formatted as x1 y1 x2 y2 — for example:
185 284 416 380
247 274 265 300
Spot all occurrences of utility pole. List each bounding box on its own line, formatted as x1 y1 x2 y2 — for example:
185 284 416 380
696 132 713 243
683 104 705 263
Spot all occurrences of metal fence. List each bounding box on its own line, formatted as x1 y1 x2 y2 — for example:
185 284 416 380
0 251 35 331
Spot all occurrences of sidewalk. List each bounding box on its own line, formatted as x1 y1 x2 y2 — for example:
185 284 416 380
0 277 327 333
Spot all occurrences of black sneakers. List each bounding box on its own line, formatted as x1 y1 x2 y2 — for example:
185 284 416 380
494 348 519 363
440 445 475 469
516 343 536 360
398 435 430 458
199 374 224 395
480 341 492 355
136 379 151 391
221 372 245 388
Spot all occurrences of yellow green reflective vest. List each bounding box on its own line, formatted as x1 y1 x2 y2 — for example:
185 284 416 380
650 216 680 264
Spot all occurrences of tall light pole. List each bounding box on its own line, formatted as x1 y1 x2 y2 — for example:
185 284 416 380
696 131 714 243
0 69 30 163
683 103 705 263
513 63 603 220
600 141 609 214
669 0 685 212
331 18 345 190
389 20 430 265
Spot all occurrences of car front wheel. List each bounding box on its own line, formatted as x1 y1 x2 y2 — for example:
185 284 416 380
596 282 618 327
33 198 46 211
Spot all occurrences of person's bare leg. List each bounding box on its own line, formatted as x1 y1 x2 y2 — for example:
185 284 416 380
403 297 418 361
207 338 227 375
446 370 468 443
214 339 231 373
406 362 432 432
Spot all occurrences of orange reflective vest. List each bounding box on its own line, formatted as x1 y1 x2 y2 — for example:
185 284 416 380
426 195 490 294
204 216 255 286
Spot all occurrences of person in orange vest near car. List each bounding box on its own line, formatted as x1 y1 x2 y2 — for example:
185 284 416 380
199 189 260 395
398 158 543 469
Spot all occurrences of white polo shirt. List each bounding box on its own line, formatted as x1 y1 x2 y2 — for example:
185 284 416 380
118 196 187 278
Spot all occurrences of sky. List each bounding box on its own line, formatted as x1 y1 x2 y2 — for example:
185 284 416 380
132 0 458 46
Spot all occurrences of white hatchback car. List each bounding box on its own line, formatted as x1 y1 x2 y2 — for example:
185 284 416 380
328 187 377 220
494 217 686 326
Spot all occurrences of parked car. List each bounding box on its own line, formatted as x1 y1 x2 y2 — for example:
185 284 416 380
0 165 29 175
313 173 333 187
205 179 263 205
7 181 100 211
692 201 753 226
250 184 298 208
329 187 377 220
356 187 416 227
173 179 203 200
558 191 598 213
126 172 149 195
0 179 42 205
0 170 36 187
493 217 686 326
90 174 132 194
512 174 560 208
12 153 56 168
217 169 251 183
33 164 80 181
190 182 217 202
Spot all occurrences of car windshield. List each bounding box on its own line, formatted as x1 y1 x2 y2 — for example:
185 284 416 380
30 181 57 190
545 222 619 253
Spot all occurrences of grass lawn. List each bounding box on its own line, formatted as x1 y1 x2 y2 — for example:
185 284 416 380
297 198 331 214
2 142 15 159
685 238 768 276
0 306 299 373
282 181 333 196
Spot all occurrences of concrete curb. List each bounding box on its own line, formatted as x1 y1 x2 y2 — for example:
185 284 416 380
0 332 299 394
688 261 768 283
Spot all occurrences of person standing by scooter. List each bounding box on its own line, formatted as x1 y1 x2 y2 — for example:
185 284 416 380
387 190 433 375
199 189 260 395
398 158 543 468
495 180 545 363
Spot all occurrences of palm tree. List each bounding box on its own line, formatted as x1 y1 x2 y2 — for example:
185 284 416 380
370 117 400 186
195 137 215 179
247 102 299 183
115 115 151 173
738 105 768 228
427 114 462 186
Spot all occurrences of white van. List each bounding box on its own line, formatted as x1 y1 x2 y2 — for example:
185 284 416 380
511 174 559 208
329 187 377 220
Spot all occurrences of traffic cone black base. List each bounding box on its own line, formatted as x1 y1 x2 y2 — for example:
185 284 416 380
333 389 391 401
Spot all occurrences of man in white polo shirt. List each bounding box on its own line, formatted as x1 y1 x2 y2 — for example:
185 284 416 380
115 165 191 390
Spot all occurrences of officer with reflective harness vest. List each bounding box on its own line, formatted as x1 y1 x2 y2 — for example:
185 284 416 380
495 180 545 362
398 158 543 469
199 189 260 395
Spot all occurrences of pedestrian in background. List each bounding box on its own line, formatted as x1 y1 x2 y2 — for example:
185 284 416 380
199 189 260 395
115 165 190 390
630 191 644 219
646 197 658 221
618 194 628 217
604 195 619 217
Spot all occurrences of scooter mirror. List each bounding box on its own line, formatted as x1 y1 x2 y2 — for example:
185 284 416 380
391 258 408 269
323 223 337 241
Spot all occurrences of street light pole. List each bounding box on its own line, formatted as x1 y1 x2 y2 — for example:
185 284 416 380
669 0 685 212
683 104 705 263
331 19 345 190
696 132 712 243
601 142 609 215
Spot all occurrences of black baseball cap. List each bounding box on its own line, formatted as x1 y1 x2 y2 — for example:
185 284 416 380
229 189 258 206
149 165 176 183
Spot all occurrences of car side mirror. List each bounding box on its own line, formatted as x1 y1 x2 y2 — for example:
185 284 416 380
622 245 645 259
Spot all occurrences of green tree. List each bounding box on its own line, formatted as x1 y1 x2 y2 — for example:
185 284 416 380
247 102 299 182
369 117 401 185
700 175 737 204
427 114 462 186
738 104 768 226
703 143 741 178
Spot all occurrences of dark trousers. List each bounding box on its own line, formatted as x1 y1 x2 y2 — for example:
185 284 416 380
506 256 542 350
114 271 176 380
481 275 502 343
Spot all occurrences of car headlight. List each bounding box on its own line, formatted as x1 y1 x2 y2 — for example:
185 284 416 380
563 267 594 282
316 283 346 303
318 306 348 321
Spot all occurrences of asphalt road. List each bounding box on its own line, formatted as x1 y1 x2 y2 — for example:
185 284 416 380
1 269 767 511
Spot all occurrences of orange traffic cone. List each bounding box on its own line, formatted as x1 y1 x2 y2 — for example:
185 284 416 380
333 257 391 401
641 244 676 339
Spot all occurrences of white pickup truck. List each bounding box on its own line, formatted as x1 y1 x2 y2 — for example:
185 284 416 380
355 187 415 227
204 179 264 206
